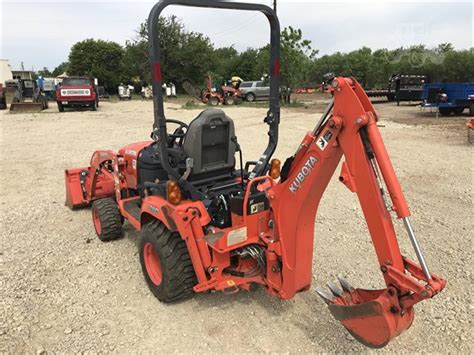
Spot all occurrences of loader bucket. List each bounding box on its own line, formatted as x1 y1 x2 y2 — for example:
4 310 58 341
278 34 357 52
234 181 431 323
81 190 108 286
65 167 90 209
316 278 414 348
9 102 44 113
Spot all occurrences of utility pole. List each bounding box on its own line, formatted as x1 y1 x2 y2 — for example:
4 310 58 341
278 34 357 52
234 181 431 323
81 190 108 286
273 0 277 14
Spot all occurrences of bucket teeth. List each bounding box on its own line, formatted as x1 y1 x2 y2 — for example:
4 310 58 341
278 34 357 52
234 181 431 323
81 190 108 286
327 281 344 297
337 275 353 293
315 287 334 303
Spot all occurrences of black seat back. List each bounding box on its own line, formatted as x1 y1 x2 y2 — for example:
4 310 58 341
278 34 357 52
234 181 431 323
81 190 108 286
182 109 236 181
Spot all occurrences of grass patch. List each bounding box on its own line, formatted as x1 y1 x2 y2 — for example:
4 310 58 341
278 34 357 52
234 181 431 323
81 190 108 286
281 99 306 108
181 99 200 109
237 100 268 108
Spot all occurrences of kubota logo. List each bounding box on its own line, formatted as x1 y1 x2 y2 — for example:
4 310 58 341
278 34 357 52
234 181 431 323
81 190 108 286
289 156 318 194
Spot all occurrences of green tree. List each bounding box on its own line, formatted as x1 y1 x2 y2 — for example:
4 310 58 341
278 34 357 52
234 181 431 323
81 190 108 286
37 67 52 78
52 62 69 77
125 16 216 88
68 39 124 91
280 26 317 90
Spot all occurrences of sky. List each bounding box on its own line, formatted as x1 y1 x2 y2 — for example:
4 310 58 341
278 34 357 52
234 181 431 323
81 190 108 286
1 0 473 71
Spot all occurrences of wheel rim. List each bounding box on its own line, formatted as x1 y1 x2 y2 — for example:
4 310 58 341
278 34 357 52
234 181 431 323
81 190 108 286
144 242 163 285
92 208 102 235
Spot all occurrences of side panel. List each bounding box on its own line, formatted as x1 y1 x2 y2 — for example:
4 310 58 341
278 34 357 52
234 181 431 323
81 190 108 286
119 141 153 189
269 127 342 299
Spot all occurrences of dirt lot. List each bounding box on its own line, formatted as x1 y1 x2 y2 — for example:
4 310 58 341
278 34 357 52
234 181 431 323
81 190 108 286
1 97 472 353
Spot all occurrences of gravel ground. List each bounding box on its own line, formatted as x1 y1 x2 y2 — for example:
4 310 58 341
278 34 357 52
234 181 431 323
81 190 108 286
1 99 472 353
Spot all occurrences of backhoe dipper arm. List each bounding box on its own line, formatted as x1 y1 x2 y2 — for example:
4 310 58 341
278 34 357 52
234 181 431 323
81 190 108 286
268 77 445 348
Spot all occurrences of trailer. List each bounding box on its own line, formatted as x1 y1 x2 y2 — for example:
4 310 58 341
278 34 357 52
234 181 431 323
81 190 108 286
422 83 474 116
387 74 428 104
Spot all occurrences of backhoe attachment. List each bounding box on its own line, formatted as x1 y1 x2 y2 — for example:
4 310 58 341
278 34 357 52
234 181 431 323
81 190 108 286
317 278 414 348
303 77 447 347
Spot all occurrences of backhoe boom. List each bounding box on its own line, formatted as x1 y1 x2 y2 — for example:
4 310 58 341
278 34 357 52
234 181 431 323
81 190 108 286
268 77 445 347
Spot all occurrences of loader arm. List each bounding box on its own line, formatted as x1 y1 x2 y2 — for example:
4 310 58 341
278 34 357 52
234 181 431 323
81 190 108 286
267 77 445 348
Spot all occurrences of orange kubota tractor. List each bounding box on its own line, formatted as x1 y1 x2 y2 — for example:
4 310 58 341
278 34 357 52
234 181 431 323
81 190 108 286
65 0 445 348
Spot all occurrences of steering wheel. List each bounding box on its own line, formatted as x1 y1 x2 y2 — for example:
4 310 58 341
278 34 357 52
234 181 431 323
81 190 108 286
166 119 188 147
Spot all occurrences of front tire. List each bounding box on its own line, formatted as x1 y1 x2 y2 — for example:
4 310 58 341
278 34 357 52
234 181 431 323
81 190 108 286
57 102 64 112
208 96 219 106
139 221 196 303
470 103 474 116
91 100 97 111
91 198 123 242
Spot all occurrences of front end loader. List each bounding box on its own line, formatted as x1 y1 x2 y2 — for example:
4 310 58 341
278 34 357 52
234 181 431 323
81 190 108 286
65 0 445 348
9 79 48 113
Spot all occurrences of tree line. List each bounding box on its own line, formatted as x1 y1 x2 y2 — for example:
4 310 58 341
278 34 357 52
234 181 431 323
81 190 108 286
46 16 474 93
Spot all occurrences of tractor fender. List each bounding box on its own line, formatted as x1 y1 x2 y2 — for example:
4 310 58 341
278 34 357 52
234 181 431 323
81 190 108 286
140 196 211 233
90 150 116 169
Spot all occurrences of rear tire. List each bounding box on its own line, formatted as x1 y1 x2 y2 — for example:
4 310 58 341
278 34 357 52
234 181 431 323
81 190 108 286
439 107 453 116
469 103 474 116
139 220 196 303
224 95 235 105
454 107 464 115
57 102 64 112
91 198 123 242
246 93 256 102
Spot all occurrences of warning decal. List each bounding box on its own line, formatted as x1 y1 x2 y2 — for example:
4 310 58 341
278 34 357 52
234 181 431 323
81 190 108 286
317 137 328 150
317 130 333 151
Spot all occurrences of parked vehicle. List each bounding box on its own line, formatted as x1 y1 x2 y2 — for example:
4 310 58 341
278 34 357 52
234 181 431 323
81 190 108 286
56 77 98 112
10 79 48 112
239 80 270 102
0 84 7 110
387 74 428 104
37 77 57 101
421 82 474 116
97 86 109 100
141 85 153 99
200 75 239 106
118 84 134 100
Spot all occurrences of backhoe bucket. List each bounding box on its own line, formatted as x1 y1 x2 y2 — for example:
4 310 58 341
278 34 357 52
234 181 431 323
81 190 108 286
9 102 44 113
316 277 414 348
65 167 90 209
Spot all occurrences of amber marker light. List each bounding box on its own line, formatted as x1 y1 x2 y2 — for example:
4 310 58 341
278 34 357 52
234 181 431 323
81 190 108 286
166 180 182 205
269 159 281 179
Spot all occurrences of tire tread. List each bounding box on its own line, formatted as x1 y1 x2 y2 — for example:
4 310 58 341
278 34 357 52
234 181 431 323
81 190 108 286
92 198 122 241
140 220 196 303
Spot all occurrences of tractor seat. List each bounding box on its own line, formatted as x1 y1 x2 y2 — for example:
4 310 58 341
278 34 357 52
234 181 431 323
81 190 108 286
182 108 237 183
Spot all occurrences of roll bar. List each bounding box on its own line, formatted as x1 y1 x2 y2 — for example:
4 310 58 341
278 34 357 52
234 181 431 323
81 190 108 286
148 0 281 180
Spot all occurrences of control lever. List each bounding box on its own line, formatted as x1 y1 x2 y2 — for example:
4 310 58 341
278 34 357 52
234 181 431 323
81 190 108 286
182 158 193 181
